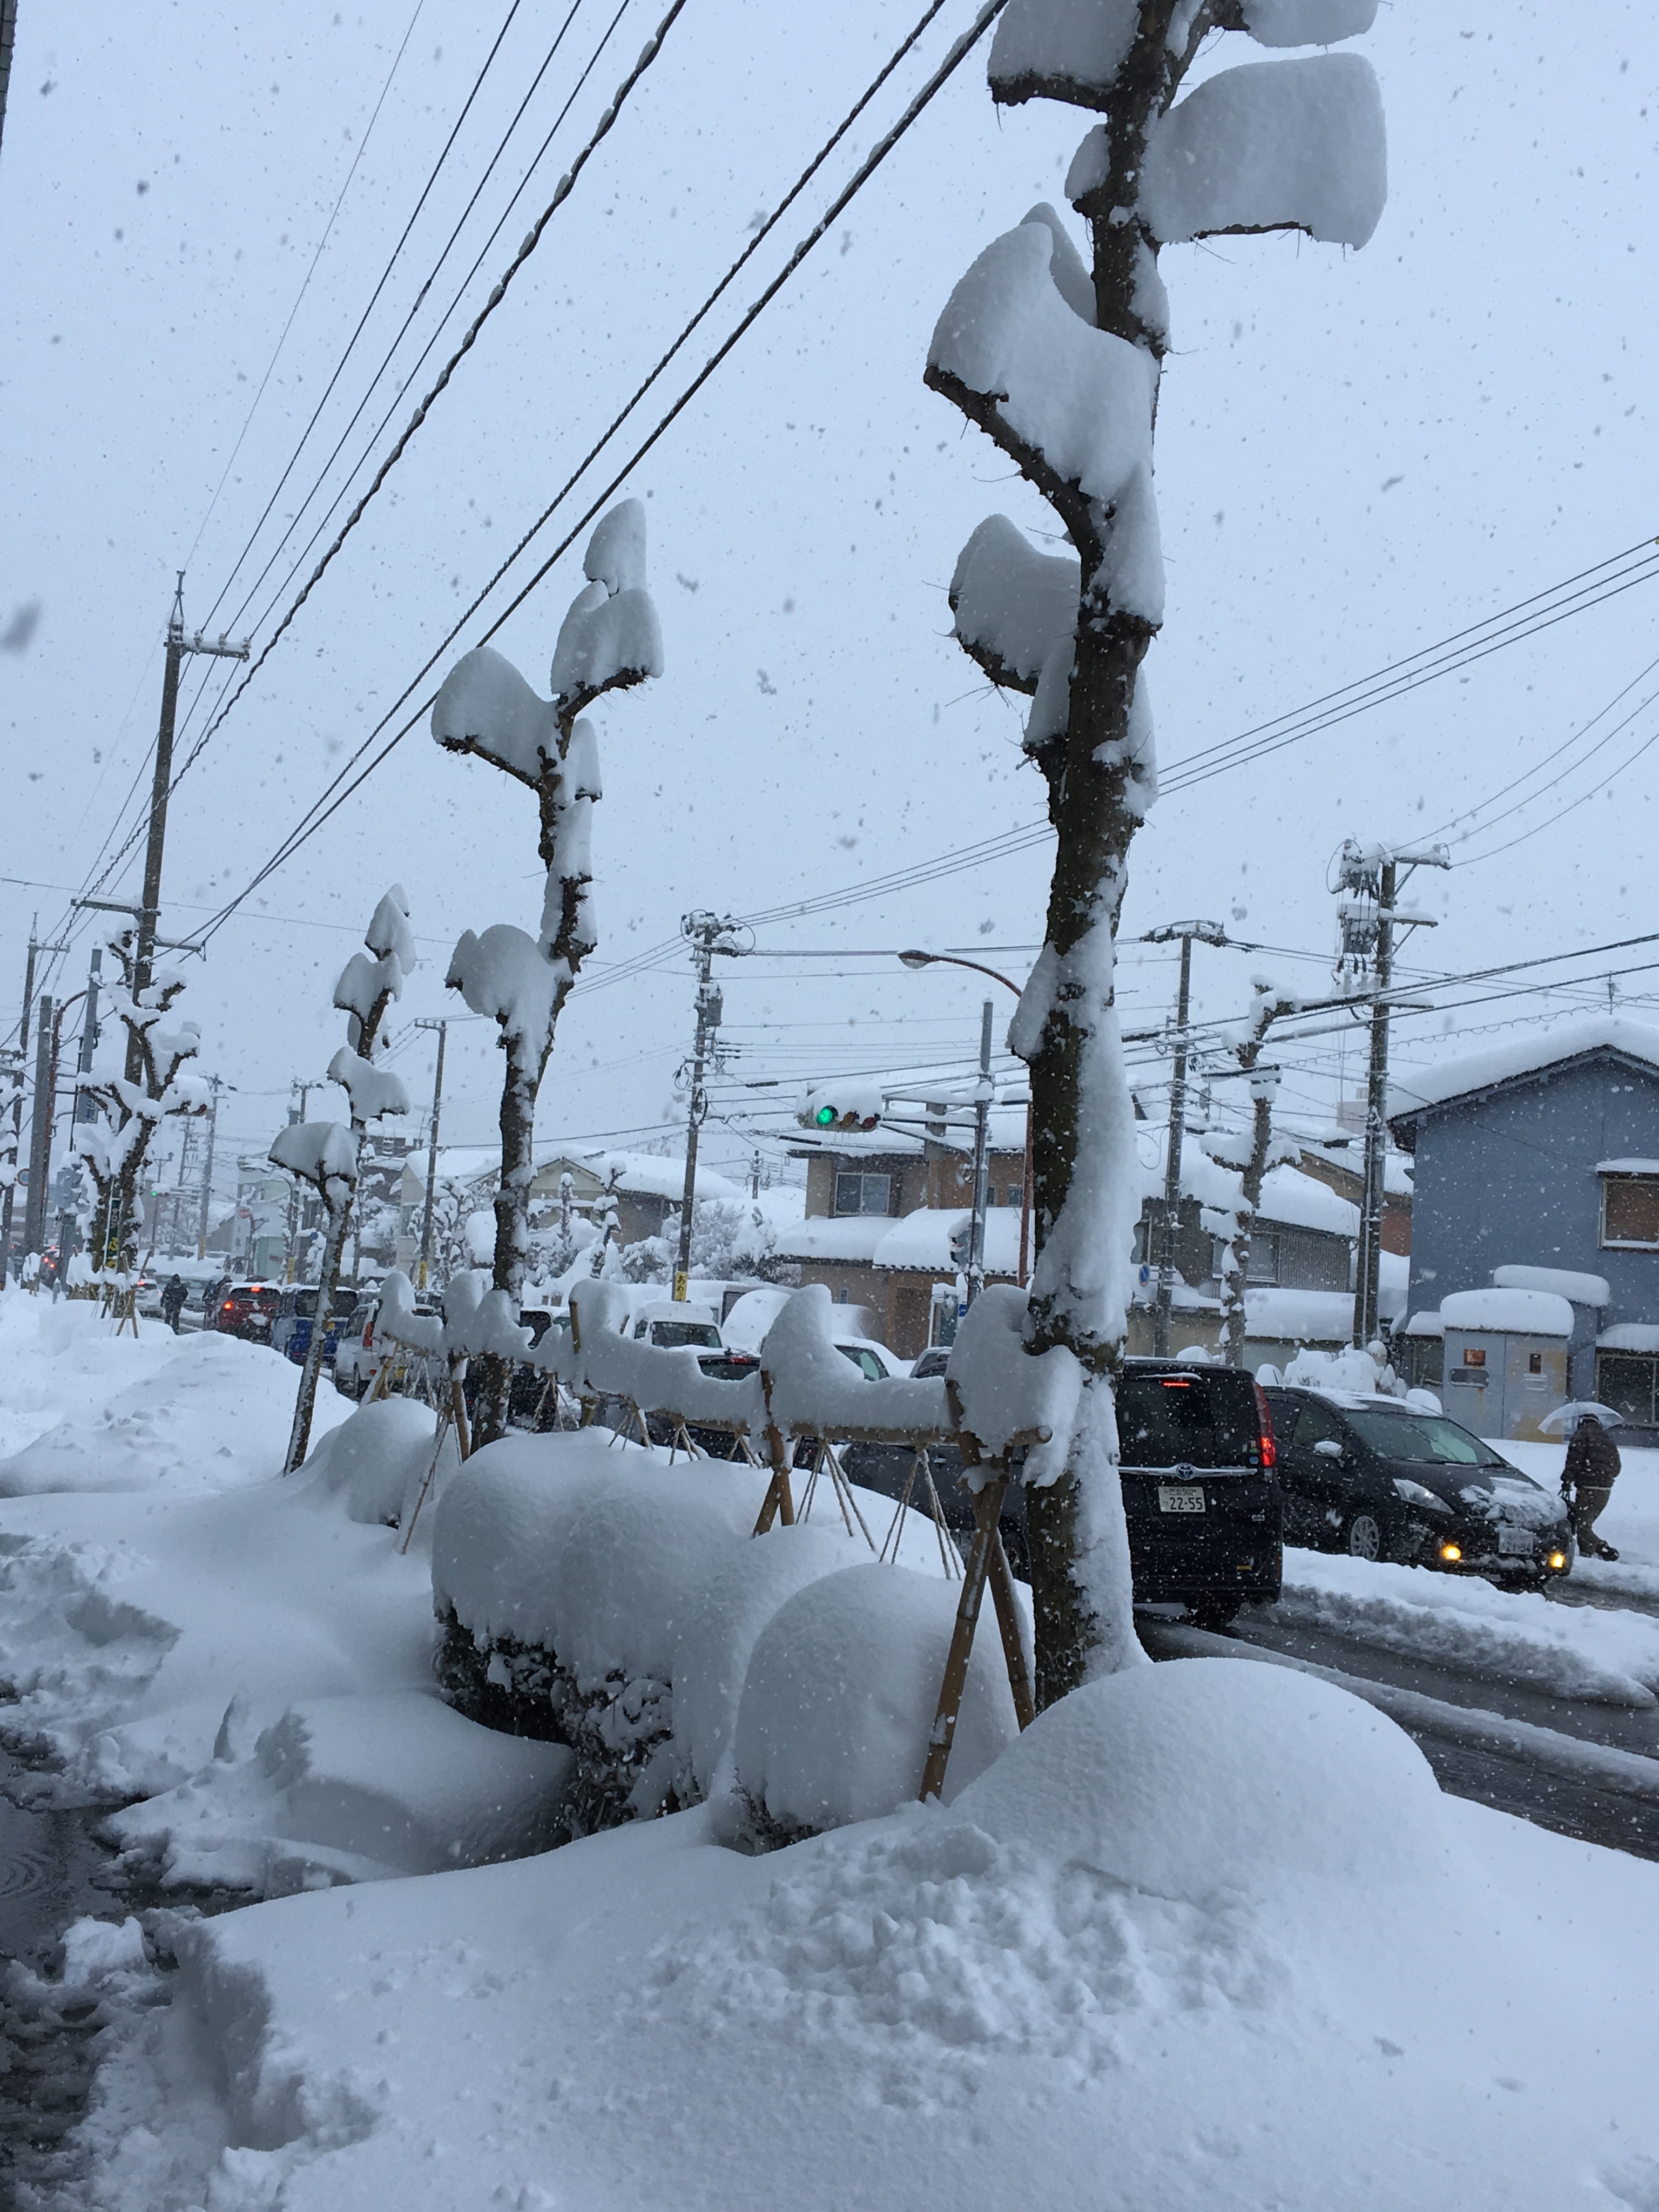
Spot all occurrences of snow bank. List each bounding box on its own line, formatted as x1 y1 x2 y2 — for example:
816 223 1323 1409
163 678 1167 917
306 1397 458 1528
734 1562 1019 1830
1276 1548 1659 1706
104 1687 571 1893
0 1321 350 1498
0 1289 185 1460
1440 1287 1574 1337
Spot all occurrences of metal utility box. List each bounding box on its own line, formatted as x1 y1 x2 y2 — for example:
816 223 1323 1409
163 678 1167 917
1438 1287 1570 1441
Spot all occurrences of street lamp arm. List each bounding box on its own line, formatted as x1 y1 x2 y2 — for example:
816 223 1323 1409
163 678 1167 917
898 949 1022 997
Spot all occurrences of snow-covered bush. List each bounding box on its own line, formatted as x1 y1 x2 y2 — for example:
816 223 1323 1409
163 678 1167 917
924 0 1386 1702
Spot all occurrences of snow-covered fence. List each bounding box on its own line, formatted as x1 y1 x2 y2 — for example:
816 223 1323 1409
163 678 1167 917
373 1278 1062 1795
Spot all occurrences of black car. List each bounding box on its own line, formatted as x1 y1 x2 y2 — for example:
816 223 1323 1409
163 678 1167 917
1263 1386 1574 1587
843 1358 1282 1629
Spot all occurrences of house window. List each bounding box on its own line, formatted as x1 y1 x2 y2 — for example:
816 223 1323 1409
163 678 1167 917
833 1171 891 1217
1212 1234 1278 1285
1596 1352 1659 1425
1601 1174 1659 1249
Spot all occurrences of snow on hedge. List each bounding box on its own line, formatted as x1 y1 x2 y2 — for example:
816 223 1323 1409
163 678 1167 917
432 1429 987 1830
1124 55 1386 248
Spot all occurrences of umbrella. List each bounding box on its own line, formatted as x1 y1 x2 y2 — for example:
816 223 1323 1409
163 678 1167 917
1538 1401 1625 1435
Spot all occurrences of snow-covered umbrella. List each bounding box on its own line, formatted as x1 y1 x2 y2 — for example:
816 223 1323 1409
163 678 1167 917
1538 1401 1625 1435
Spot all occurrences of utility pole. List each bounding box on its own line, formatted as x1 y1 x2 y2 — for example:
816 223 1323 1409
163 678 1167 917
673 912 744 1301
1336 840 1450 1348
195 1074 224 1259
0 924 39 1285
1144 921 1227 1357
126 578 247 1076
414 1017 448 1291
52 949 102 1269
23 993 53 1255
965 999 994 1309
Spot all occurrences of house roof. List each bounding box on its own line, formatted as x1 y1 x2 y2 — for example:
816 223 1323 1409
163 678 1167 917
1387 1016 1659 1139
401 1142 747 1206
1136 1129 1360 1239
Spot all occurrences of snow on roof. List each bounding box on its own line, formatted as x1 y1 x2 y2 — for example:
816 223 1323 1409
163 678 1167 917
769 1217 893 1265
1493 1263 1610 1309
1136 1131 1358 1238
872 1206 1024 1277
569 1148 746 1206
1597 1159 1659 1176
1401 1311 1445 1338
1440 1288 1574 1338
1597 1324 1659 1353
1388 1016 1659 1128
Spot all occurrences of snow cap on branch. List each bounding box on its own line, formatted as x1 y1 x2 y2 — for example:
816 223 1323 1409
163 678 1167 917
326 1046 410 1123
930 216 1159 614
549 499 664 717
1134 55 1387 248
1241 0 1378 48
988 0 1140 111
447 922 563 1050
950 514 1079 696
269 1119 359 1198
334 884 414 1047
431 645 562 787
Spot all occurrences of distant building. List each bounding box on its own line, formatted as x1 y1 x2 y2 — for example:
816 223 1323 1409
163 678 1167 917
1389 1016 1659 1436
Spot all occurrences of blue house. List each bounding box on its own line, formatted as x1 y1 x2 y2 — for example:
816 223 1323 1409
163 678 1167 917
1388 1017 1659 1432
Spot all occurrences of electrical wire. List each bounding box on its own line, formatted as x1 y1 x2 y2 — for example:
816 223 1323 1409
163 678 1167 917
187 0 1014 948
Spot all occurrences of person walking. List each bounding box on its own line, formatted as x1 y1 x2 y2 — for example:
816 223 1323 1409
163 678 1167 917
1563 1410 1622 1561
160 1273 188 1333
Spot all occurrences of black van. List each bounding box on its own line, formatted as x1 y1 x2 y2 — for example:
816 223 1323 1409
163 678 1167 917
842 1358 1281 1628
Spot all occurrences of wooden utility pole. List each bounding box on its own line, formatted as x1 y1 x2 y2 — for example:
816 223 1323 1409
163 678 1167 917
673 912 742 1301
1144 921 1225 1357
0 927 39 1285
415 1016 448 1291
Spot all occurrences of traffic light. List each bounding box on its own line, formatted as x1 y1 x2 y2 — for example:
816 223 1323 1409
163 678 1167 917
799 1085 881 1134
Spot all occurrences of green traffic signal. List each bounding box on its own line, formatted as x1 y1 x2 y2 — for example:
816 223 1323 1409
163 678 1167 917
814 1105 836 1127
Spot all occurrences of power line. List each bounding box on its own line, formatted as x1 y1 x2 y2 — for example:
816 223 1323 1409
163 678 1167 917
188 0 1013 948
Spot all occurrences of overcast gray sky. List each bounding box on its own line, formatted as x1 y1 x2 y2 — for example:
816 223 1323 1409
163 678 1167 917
3 1 1656 1183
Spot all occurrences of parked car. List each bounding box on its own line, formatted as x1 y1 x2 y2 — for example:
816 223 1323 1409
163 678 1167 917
590 1303 761 1453
332 1288 431 1397
844 1358 1282 1629
909 1347 950 1380
630 1301 725 1351
834 1336 910 1380
213 1282 281 1343
1263 1386 1573 1587
272 1286 342 1367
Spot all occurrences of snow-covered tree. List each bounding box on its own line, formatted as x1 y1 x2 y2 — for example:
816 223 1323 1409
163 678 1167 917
926 1 1385 1703
432 501 662 1446
73 925 210 1282
270 887 414 1470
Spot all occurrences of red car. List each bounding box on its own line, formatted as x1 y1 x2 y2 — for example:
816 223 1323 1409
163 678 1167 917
214 1283 281 1343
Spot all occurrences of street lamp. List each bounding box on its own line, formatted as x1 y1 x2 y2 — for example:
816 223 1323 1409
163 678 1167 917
895 950 1033 1293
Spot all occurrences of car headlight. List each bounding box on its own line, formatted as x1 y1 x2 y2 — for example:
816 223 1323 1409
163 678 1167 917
1393 1477 1449 1509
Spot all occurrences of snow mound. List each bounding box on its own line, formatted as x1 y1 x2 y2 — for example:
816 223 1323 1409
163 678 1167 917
1276 1550 1659 1707
0 1322 349 1498
105 1687 572 1893
734 1562 1020 1829
307 1397 439 1526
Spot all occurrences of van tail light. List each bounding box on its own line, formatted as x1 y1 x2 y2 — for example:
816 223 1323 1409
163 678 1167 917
1252 1381 1277 1472
363 1323 374 1348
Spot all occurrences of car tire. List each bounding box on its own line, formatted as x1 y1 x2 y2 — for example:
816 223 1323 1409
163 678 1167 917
1344 1511 1384 1563
1186 1595 1243 1632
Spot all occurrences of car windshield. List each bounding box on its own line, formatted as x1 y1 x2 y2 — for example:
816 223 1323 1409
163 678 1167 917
649 1320 723 1349
1117 1372 1258 1468
1341 1407 1506 1468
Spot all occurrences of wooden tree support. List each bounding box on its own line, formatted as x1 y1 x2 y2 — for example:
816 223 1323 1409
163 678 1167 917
919 1460 1036 1803
751 1413 797 1535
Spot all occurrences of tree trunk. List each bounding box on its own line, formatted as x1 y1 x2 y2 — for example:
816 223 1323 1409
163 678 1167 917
285 1191 352 1473
471 1036 546 1449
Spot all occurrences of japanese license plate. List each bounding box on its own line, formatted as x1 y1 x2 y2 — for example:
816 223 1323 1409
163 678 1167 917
1157 1483 1205 1514
1497 1525 1533 1556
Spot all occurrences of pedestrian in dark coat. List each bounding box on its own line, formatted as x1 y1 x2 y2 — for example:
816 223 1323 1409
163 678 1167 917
1563 1411 1622 1560
160 1274 187 1332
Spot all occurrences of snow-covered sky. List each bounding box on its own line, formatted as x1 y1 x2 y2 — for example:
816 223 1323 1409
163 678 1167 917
3 1 1656 1187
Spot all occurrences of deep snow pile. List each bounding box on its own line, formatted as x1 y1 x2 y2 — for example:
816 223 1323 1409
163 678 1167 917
58 1656 1659 2212
432 1431 1017 1835
0 1329 564 1895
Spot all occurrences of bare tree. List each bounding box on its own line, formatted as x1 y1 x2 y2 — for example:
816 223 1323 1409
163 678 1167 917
432 502 662 1447
1205 980 1302 1367
74 926 209 1284
271 887 414 1471
926 1 1386 1703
